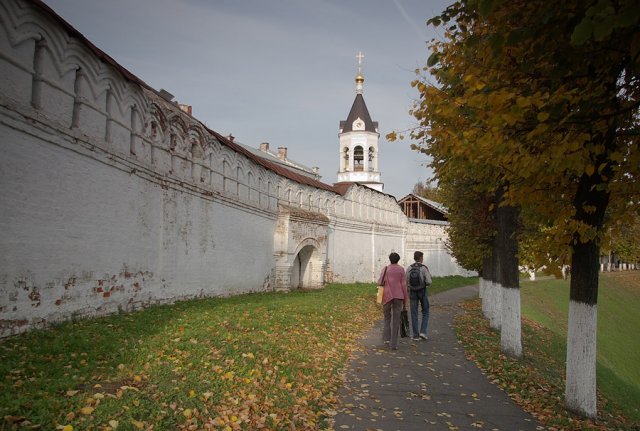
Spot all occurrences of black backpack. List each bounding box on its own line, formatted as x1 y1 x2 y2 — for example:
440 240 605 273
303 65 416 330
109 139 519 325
408 263 424 291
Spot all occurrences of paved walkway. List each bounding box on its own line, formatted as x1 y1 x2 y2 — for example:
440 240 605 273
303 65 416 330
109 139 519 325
333 285 541 431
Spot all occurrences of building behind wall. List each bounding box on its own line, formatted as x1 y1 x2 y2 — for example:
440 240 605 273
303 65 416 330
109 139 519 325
0 0 473 337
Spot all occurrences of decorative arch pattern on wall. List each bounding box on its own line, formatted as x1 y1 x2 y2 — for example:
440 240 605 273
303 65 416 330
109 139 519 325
1 0 414 229
0 0 470 337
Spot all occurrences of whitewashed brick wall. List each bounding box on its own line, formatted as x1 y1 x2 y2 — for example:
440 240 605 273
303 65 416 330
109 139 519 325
0 0 471 337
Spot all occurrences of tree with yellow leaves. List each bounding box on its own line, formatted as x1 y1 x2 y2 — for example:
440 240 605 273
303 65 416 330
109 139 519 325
402 0 639 419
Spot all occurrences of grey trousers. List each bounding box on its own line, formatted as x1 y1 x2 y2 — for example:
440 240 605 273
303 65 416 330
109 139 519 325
383 299 404 349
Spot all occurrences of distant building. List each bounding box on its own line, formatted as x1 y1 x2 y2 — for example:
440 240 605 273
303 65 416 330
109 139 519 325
398 194 448 223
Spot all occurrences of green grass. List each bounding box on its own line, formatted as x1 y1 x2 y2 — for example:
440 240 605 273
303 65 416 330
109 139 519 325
455 271 640 430
429 275 479 295
521 271 640 422
0 277 472 431
455 299 637 431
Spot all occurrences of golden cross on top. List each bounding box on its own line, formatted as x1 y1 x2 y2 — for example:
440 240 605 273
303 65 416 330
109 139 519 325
356 51 364 74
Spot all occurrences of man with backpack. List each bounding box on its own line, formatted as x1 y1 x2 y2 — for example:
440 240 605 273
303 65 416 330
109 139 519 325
406 251 432 341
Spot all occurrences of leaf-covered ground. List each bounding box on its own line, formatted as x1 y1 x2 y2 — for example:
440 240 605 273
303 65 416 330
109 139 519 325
0 284 382 430
1 276 476 431
455 299 639 431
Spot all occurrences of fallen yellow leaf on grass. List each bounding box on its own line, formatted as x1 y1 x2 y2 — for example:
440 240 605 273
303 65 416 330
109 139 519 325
131 419 144 429
183 409 192 418
108 420 119 429
79 406 94 415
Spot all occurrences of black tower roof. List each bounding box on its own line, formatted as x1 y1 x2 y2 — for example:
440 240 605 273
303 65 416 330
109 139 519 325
340 93 378 133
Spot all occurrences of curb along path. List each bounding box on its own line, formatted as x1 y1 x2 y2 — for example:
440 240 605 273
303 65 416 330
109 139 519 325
332 285 541 431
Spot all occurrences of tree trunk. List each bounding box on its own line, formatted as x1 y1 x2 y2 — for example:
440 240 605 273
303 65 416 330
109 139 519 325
565 153 611 418
480 256 492 318
497 204 522 358
566 238 599 419
488 238 502 330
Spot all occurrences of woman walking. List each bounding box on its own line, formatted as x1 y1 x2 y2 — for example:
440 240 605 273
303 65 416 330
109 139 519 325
378 252 408 350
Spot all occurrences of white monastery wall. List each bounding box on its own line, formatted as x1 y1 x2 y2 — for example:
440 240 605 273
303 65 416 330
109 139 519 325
328 188 406 282
0 0 471 337
406 221 476 277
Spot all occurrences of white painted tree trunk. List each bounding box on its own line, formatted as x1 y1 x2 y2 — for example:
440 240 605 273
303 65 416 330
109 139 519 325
479 276 485 299
500 286 522 358
566 300 598 419
481 278 490 318
489 281 502 330
481 278 492 319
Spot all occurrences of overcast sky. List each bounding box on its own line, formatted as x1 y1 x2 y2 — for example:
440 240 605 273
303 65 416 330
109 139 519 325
44 0 452 198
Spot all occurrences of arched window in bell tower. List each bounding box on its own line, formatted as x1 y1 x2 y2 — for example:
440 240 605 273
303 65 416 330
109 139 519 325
368 147 374 171
354 145 364 171
343 147 350 171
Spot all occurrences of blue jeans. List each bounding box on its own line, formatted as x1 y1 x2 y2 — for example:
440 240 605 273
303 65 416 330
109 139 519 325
410 288 429 337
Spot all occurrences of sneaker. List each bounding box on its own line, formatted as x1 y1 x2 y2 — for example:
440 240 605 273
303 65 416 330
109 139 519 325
411 337 420 341
384 340 390 345
419 334 428 340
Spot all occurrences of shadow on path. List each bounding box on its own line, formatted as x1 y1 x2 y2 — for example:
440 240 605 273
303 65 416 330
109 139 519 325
333 284 541 431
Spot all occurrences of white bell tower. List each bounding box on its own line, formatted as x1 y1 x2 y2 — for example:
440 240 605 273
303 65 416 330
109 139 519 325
336 52 383 192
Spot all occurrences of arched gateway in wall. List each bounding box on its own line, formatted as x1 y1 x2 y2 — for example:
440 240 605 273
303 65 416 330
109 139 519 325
272 205 329 291
290 239 324 289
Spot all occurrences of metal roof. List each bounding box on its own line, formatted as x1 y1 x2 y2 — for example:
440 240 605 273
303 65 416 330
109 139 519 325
238 143 320 181
339 94 378 133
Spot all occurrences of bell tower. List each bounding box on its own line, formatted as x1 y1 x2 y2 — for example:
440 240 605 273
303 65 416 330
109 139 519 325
336 52 383 192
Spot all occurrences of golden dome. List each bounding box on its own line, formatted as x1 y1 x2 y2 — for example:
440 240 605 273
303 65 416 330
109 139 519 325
355 73 364 83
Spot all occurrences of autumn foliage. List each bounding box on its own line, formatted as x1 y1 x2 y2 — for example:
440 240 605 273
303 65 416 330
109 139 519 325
399 0 640 272
392 0 639 419
0 284 382 431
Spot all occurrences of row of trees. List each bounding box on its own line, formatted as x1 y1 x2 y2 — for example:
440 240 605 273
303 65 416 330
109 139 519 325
394 0 639 420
